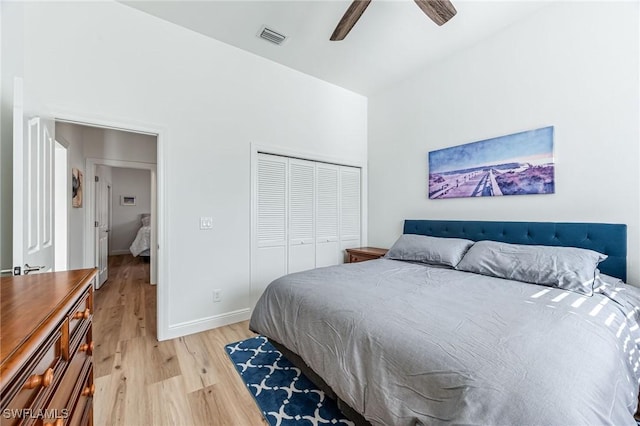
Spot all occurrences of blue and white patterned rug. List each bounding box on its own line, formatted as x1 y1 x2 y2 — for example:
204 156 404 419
225 335 354 426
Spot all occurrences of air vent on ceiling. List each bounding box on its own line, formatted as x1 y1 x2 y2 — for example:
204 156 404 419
258 26 287 45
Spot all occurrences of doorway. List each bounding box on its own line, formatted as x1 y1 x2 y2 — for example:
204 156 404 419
92 163 154 289
12 85 168 338
86 159 158 288
54 118 165 340
53 121 157 283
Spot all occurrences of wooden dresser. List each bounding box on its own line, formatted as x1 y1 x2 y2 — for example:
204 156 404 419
1 269 97 426
345 247 388 263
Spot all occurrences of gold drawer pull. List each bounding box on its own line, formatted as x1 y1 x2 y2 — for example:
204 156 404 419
81 383 95 397
78 341 94 356
72 308 90 320
24 367 54 389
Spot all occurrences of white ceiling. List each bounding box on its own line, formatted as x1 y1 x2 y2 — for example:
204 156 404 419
122 1 549 96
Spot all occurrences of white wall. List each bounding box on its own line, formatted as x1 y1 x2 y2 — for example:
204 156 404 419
111 168 151 255
0 2 24 270
1 1 368 338
56 123 86 270
82 126 157 164
368 2 640 284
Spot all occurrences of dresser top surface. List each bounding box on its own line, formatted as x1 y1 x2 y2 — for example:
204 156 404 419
0 269 97 366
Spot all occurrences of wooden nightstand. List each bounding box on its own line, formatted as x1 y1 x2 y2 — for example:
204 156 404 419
346 247 388 263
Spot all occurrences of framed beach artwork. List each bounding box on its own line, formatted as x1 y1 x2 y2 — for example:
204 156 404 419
428 126 555 199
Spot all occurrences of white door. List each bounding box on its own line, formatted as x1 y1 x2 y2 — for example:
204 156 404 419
288 159 315 273
339 166 362 261
12 78 55 275
95 175 109 287
252 153 288 304
316 163 339 267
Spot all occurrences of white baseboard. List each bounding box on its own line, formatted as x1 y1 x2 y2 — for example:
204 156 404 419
109 249 131 256
163 308 251 340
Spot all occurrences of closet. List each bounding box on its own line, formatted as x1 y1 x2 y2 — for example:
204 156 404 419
252 153 361 301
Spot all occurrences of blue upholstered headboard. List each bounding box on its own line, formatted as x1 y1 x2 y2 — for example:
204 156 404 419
403 220 628 281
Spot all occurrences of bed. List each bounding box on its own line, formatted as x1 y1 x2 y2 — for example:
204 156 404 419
250 220 640 425
129 213 151 260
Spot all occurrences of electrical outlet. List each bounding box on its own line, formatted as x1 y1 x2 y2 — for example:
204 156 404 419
213 289 222 303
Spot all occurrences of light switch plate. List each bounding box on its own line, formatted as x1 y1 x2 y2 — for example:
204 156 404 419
200 216 213 230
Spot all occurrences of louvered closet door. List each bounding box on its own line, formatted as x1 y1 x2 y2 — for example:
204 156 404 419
340 166 361 258
315 163 339 267
254 154 288 300
288 159 315 273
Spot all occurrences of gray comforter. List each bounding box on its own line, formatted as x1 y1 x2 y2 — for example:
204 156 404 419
250 259 640 425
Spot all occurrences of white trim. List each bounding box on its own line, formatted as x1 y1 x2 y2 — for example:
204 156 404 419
156 129 168 341
54 114 160 137
12 77 24 270
54 140 69 271
56 135 72 273
251 142 366 170
55 134 70 149
250 148 257 308
360 163 368 248
164 308 251 340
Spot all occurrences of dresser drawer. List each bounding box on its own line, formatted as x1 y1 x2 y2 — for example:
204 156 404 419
39 363 92 426
66 366 93 426
43 324 92 421
349 253 375 263
69 322 93 362
67 289 92 349
1 331 63 426
77 399 92 426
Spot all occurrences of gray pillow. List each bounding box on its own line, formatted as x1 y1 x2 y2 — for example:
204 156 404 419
456 240 607 296
385 234 474 267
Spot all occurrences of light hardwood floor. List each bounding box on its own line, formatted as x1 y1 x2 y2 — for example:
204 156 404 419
93 255 267 425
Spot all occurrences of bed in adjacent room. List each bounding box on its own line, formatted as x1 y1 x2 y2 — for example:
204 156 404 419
250 220 639 425
129 213 151 260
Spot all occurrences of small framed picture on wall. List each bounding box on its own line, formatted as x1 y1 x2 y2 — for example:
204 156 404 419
121 195 136 206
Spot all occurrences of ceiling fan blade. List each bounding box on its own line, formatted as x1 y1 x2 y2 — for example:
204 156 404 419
414 0 457 26
330 0 372 41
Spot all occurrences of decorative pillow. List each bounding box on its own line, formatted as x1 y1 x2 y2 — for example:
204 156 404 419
385 234 474 267
456 240 607 296
141 214 151 227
